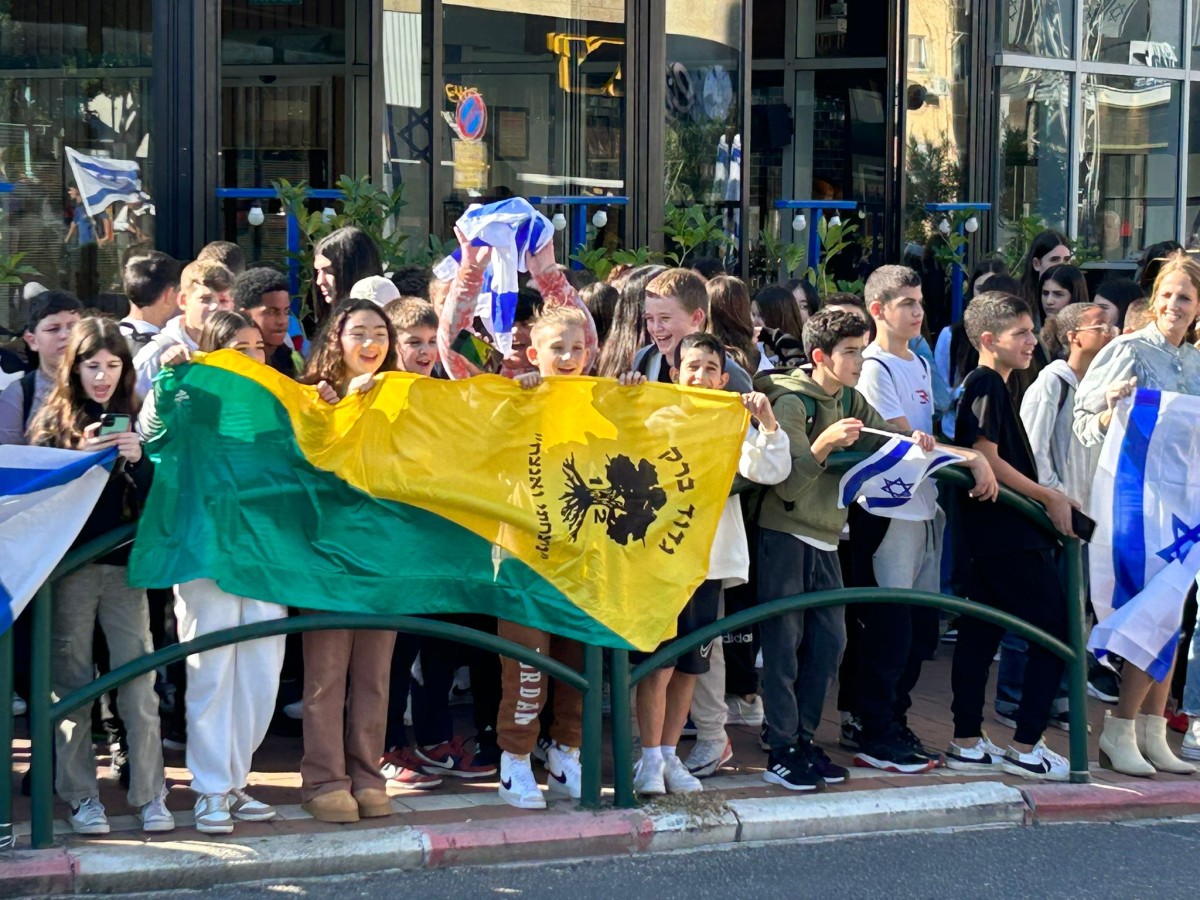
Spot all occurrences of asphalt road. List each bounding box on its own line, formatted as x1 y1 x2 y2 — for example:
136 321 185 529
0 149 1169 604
101 820 1200 899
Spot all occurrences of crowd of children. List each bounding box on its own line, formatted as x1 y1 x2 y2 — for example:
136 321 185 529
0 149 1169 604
5 220 1200 836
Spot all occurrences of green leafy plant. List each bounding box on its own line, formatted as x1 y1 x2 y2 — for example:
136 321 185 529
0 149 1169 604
0 212 39 285
759 228 807 282
998 214 1048 273
661 204 733 267
611 246 655 268
570 245 617 282
806 216 861 297
272 175 410 317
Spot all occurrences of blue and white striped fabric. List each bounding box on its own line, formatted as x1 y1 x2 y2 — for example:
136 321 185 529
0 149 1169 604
65 147 145 217
837 436 961 520
432 198 554 349
1089 389 1200 680
0 446 117 635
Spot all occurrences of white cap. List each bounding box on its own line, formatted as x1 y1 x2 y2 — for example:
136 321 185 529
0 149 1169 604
349 275 401 308
22 281 48 301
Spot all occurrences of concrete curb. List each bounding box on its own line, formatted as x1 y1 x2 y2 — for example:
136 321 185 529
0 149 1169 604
11 779 1195 894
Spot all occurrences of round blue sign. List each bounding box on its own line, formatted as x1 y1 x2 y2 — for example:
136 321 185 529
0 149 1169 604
455 91 488 142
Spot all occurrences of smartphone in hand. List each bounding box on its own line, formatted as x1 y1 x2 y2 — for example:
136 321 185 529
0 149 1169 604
98 413 132 436
450 329 503 374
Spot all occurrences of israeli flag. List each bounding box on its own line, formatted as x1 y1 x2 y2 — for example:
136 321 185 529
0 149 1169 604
0 446 117 635
1089 389 1200 680
65 147 146 217
838 435 961 519
432 198 554 351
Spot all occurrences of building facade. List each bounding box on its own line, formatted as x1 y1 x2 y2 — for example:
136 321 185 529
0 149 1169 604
1 1 1198 328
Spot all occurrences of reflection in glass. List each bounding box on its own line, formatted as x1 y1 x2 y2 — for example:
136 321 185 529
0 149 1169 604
664 0 742 267
1083 0 1182 68
0 77 151 323
1 4 152 69
441 2 625 250
795 0 888 59
221 1 346 66
1002 0 1072 57
1184 88 1200 248
1079 75 1180 261
996 68 1070 243
383 5 431 249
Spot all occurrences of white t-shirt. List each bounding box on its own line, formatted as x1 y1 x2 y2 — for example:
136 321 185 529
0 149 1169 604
856 344 938 521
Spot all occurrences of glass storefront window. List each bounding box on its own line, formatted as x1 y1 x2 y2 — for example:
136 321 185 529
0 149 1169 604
382 0 430 249
664 0 741 265
996 67 1070 241
1 3 152 69
0 76 152 326
1184 83 1200 248
222 0 346 66
795 0 888 59
1083 0 1183 68
440 1 625 253
1079 74 1180 260
1002 0 1072 58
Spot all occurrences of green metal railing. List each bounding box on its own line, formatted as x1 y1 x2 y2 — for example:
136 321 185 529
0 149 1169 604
2 454 1089 850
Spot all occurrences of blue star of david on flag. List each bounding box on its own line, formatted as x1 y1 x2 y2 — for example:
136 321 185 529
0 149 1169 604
837 435 961 516
1157 515 1200 564
880 477 914 500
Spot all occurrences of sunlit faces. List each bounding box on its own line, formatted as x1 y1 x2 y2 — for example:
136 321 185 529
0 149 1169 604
527 324 589 377
77 348 125 405
813 335 866 388
644 293 705 358
1033 244 1071 274
250 290 292 350
314 253 336 304
1153 271 1200 345
1040 278 1073 317
501 322 537 378
873 287 924 340
396 326 438 376
1068 307 1116 354
226 326 266 364
983 313 1038 371
181 283 235 333
339 309 392 379
25 310 81 371
674 346 729 390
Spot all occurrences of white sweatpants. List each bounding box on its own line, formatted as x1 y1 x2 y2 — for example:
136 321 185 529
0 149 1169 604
174 578 287 796
690 593 727 742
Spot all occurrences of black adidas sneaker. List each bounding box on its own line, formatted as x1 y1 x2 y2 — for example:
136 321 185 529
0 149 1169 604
763 745 825 792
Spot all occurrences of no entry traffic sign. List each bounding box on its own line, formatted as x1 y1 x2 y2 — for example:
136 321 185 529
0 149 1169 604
455 91 488 143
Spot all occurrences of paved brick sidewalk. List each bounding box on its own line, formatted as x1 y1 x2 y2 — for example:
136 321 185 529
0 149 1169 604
5 652 1192 847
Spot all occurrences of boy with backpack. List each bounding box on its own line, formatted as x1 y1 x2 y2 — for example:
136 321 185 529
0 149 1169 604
751 309 994 791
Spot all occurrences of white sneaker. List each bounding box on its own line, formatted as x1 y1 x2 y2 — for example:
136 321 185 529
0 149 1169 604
1182 717 1200 761
228 787 276 821
194 793 234 834
68 797 110 835
633 755 666 795
138 785 176 833
726 694 765 727
498 752 546 810
545 743 582 800
944 734 1006 772
283 700 304 720
684 738 732 778
12 692 26 717
663 754 703 793
1001 740 1070 782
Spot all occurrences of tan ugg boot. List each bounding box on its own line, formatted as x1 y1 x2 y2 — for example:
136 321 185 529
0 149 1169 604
1098 713 1156 777
1136 713 1197 775
301 789 360 823
353 788 394 818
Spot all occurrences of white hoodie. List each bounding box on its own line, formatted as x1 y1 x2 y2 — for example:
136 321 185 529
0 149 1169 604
1019 358 1101 511
708 424 791 585
134 316 198 401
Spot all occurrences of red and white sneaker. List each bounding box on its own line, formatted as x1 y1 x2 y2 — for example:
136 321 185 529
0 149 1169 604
416 735 498 779
380 746 443 789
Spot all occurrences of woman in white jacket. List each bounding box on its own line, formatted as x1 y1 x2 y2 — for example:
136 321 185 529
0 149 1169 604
626 333 791 794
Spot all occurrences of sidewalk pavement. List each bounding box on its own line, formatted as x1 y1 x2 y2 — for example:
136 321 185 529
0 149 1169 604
5 655 1200 895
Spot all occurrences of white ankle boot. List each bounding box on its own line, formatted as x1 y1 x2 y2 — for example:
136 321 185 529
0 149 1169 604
1136 713 1197 775
1098 713 1155 777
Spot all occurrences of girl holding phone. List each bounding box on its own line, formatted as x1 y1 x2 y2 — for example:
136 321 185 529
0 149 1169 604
27 317 172 836
296 300 400 823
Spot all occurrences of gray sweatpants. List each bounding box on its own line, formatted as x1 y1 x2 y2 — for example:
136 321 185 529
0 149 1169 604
757 528 846 751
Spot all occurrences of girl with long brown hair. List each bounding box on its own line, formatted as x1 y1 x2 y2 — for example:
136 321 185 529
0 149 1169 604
28 317 172 836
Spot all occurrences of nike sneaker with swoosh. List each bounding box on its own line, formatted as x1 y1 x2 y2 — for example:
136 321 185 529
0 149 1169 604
498 751 546 809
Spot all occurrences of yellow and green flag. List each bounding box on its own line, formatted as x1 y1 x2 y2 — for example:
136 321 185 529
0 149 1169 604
129 351 749 650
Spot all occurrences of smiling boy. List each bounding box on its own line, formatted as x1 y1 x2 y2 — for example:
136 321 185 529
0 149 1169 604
384 298 440 377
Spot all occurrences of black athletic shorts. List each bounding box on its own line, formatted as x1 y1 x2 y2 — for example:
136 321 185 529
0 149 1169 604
631 578 722 675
